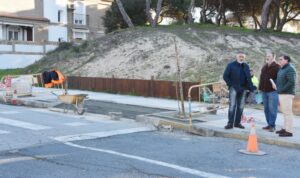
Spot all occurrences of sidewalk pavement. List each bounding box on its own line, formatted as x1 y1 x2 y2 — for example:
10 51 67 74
3 87 300 149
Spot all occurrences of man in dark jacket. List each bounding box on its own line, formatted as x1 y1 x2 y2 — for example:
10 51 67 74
276 55 297 137
223 52 256 129
259 52 280 132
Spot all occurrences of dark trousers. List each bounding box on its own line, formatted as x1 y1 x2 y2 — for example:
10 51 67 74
228 87 246 126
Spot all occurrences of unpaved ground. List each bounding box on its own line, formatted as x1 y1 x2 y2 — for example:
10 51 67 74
25 26 300 90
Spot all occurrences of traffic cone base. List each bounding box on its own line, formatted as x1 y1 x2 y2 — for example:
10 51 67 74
238 149 266 156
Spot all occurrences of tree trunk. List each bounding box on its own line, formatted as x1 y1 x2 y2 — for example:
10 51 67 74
152 0 163 27
252 15 261 29
270 8 279 29
172 36 185 117
275 0 291 31
188 0 195 24
236 13 244 28
270 0 280 29
216 0 224 26
276 22 284 31
200 0 208 23
222 11 227 25
145 0 154 25
116 0 134 28
261 0 273 31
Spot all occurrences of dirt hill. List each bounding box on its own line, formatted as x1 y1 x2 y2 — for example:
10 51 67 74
24 25 300 90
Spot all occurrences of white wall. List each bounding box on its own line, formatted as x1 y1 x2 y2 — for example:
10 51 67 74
15 44 44 53
74 1 86 25
0 44 13 52
0 54 43 69
43 0 68 41
43 0 68 24
48 26 68 42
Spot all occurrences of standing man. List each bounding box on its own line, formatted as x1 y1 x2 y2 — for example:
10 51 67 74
259 52 280 132
276 55 297 137
223 52 256 129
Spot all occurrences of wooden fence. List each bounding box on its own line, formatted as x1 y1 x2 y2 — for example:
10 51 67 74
67 76 200 101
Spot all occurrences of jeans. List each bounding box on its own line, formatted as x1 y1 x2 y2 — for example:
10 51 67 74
262 91 279 128
228 87 246 126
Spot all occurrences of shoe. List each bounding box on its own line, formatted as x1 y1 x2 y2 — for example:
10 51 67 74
225 124 233 129
234 124 245 129
276 129 286 134
269 127 275 132
279 131 293 137
262 126 270 130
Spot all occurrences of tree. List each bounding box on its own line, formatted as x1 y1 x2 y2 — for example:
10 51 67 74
103 0 148 33
116 0 134 28
246 0 263 29
215 0 226 26
274 0 300 31
188 0 195 24
200 0 209 23
261 0 273 31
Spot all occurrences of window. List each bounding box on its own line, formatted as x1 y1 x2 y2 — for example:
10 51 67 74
74 14 84 25
8 30 19 40
73 32 86 40
58 10 62 22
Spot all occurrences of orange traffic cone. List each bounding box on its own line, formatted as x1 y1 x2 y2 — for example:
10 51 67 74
239 123 266 156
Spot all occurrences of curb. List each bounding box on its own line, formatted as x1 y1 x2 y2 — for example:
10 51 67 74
136 114 300 149
1 98 58 109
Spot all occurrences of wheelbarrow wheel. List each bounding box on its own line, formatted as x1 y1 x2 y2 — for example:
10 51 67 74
77 108 85 115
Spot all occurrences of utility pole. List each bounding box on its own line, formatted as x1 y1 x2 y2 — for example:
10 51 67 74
172 36 185 117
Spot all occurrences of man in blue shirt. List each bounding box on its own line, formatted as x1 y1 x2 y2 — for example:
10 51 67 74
223 52 256 129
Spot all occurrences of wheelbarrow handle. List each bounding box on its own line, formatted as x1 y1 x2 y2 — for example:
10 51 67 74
51 91 58 96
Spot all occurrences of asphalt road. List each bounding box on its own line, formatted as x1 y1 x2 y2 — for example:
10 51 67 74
0 104 300 178
56 100 171 119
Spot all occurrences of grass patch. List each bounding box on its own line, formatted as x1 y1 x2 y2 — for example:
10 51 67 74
0 68 25 80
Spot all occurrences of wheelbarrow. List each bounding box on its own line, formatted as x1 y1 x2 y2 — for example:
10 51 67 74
57 94 88 115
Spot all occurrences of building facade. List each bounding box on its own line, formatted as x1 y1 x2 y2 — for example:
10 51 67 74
0 0 112 69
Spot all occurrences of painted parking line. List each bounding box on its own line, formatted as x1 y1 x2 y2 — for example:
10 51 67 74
64 122 89 127
64 142 229 178
53 127 155 142
0 130 10 134
0 111 21 115
0 117 51 130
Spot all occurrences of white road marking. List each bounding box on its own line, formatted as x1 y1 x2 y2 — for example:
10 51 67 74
0 157 34 165
0 130 10 134
53 127 155 142
64 142 229 178
0 117 51 130
64 122 89 127
0 111 20 114
0 154 67 165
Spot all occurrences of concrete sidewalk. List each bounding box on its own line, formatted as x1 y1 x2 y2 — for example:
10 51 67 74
3 87 300 149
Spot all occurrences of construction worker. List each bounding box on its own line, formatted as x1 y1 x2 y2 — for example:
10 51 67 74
246 69 259 104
